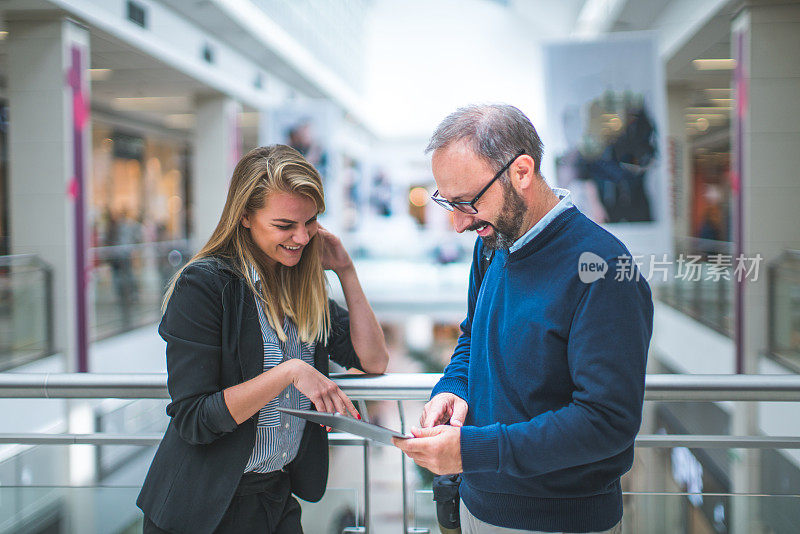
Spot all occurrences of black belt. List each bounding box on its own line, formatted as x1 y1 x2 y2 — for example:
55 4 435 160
236 470 286 497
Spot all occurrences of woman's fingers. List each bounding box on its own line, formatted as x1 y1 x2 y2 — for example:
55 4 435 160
295 370 361 427
329 389 347 415
320 392 336 415
339 391 360 419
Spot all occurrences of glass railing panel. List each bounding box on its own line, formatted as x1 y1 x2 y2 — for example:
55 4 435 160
413 489 437 533
770 250 800 369
1 486 794 534
413 490 799 534
624 493 800 534
90 240 190 341
0 486 142 534
95 399 168 481
657 261 734 337
300 488 360 533
0 255 52 370
0 486 359 534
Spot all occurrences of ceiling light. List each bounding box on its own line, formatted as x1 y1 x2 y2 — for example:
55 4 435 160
0 31 8 40
685 114 727 121
693 59 736 71
238 112 260 128
164 114 195 129
685 107 732 113
90 68 113 81
409 187 429 207
112 96 190 110
709 98 733 106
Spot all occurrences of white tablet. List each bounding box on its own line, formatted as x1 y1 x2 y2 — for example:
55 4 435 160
276 407 411 446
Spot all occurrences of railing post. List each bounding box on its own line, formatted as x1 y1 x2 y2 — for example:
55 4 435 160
357 400 370 534
398 400 409 534
43 260 55 356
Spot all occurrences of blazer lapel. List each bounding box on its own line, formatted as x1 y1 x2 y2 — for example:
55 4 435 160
237 283 264 382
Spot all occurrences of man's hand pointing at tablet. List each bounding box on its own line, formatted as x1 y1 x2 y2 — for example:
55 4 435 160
393 425 463 475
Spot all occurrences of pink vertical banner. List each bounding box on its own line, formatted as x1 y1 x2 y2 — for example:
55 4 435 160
732 24 748 374
66 43 90 372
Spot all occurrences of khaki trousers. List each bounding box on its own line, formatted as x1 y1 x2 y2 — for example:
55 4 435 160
459 499 622 534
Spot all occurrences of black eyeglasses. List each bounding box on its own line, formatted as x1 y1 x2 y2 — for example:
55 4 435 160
431 151 525 214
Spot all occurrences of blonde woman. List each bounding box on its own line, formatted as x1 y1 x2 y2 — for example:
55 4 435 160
137 145 389 533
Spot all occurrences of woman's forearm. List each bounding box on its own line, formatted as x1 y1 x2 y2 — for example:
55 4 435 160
223 360 297 424
336 266 389 374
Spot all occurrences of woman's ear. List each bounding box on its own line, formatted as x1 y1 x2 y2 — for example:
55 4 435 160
241 213 251 229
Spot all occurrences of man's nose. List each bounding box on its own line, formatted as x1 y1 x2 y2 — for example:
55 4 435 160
452 210 473 233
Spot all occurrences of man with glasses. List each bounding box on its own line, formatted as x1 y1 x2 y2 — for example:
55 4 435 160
394 104 653 533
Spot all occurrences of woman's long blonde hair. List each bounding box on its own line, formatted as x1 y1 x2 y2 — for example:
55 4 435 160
164 144 330 344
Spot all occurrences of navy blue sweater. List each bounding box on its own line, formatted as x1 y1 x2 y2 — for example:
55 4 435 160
431 207 653 532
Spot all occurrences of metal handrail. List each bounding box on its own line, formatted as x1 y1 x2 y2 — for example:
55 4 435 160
2 373 800 401
0 254 53 269
1 433 799 449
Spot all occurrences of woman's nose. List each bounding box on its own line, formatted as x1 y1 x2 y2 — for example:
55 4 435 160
293 228 310 245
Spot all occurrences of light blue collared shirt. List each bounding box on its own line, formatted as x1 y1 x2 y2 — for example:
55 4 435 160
245 267 315 473
509 188 574 253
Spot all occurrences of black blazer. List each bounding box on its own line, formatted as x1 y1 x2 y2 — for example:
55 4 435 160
136 257 364 534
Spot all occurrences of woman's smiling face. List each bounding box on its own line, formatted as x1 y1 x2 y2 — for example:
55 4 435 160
242 191 319 268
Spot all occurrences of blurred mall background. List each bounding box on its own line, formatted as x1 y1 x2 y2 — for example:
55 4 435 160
0 0 799 532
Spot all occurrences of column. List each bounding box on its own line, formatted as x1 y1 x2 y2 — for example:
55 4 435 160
192 95 241 250
731 2 800 532
7 17 91 371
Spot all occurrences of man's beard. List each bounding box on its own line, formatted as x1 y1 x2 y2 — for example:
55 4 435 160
470 181 527 251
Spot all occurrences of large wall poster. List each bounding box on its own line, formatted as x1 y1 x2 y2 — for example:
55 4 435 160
260 100 345 229
544 33 671 269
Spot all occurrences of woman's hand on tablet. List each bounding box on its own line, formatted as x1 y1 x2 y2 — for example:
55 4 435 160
289 359 359 420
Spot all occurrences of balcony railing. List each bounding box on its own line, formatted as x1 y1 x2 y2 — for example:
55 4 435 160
2 373 800 533
657 237 735 337
769 249 800 371
0 254 54 371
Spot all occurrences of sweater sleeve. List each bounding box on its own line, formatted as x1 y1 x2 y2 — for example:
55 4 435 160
430 238 484 403
460 259 653 476
161 263 238 445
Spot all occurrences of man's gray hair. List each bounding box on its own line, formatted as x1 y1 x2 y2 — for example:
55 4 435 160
425 104 544 175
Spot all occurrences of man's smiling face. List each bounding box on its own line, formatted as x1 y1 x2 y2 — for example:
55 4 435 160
431 140 527 250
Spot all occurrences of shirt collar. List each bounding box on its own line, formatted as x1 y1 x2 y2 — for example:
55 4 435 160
509 188 573 253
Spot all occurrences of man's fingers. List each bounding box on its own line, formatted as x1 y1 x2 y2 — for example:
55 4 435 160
418 405 428 427
394 436 426 454
421 402 447 428
411 425 445 438
450 401 468 427
392 436 414 452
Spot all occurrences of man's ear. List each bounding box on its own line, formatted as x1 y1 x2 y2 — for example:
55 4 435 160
241 213 251 229
513 154 536 191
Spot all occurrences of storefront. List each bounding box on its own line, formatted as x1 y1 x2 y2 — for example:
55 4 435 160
89 117 192 340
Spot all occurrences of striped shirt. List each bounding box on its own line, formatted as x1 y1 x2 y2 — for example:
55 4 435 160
244 270 316 473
